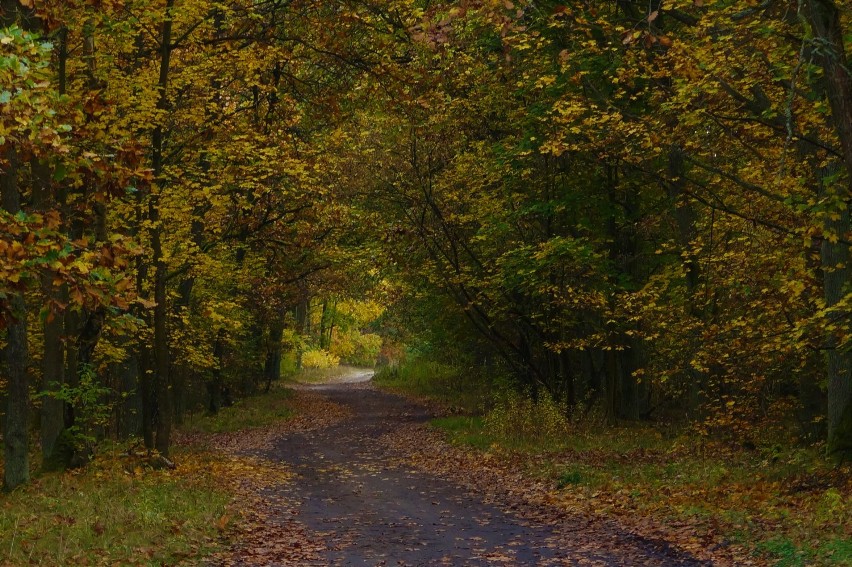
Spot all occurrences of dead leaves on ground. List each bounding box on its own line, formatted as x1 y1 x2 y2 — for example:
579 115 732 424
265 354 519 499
179 389 349 565
378 423 759 566
175 389 351 455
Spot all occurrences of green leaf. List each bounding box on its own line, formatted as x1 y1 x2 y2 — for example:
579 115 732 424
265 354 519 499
52 163 67 182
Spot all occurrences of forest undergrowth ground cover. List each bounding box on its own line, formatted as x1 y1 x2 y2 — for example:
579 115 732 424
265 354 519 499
2 368 851 566
0 382 347 566
375 363 852 567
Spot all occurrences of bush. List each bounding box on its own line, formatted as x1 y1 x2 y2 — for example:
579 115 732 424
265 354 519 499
484 389 570 443
334 332 382 367
301 348 340 369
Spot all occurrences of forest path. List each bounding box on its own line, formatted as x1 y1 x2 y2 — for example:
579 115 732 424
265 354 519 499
224 373 707 566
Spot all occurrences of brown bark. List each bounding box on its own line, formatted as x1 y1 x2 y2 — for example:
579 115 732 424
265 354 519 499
149 0 175 457
31 127 66 462
805 0 852 462
264 314 285 392
1 145 30 491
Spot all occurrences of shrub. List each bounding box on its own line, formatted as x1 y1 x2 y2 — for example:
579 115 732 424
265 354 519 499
301 348 340 369
484 389 570 443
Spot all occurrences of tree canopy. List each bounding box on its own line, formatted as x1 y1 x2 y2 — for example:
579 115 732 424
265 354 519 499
2 0 852 491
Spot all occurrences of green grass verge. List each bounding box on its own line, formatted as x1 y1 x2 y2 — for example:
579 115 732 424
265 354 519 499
0 447 228 566
373 359 492 413
180 382 295 433
431 414 852 566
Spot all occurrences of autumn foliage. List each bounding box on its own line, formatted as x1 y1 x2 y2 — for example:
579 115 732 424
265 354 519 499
1 0 852 497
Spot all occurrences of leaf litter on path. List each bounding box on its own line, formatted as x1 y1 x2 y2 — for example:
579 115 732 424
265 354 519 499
187 382 758 566
174 389 349 566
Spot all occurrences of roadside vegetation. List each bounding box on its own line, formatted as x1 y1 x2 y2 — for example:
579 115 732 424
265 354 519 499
0 446 230 566
180 382 295 434
0 375 318 565
377 358 852 567
373 359 492 414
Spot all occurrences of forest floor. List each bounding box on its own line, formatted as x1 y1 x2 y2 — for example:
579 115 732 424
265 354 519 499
5 368 845 565
202 368 737 566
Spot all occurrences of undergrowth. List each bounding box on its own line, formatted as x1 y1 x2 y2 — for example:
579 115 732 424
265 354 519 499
420 365 852 566
180 382 295 433
373 358 493 414
0 446 229 566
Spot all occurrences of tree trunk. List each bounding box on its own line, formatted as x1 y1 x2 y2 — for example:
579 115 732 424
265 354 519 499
117 355 142 438
149 0 175 457
319 300 329 349
208 329 225 414
805 0 852 462
139 348 155 449
33 153 65 464
295 295 309 369
1 145 30 491
40 289 64 462
820 210 851 460
2 295 29 491
264 314 285 392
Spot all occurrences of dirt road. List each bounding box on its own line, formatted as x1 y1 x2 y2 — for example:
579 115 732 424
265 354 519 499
229 371 708 566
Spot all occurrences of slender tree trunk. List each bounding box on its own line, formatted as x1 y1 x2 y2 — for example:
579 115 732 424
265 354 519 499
2 295 29 491
319 300 329 349
603 349 618 426
295 295 308 369
208 329 225 414
32 73 65 461
149 0 174 457
40 285 64 461
139 348 155 449
805 0 852 462
34 164 64 462
667 146 708 419
264 314 285 392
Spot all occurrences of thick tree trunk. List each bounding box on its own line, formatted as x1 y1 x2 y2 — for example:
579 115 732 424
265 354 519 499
40 289 64 461
805 0 852 462
2 146 30 491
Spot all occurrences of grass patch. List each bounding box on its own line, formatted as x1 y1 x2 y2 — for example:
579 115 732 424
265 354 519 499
556 468 585 488
0 447 228 566
373 359 491 413
431 416 491 450
181 382 295 433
